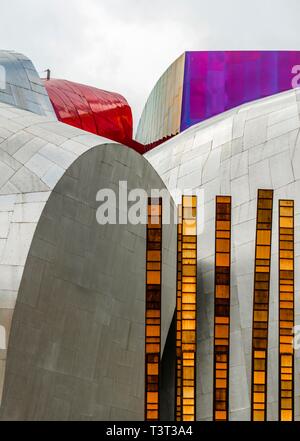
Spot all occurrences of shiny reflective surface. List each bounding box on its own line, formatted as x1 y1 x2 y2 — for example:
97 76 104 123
145 88 300 420
0 50 55 117
45 78 134 146
137 51 300 146
181 51 300 132
0 101 177 420
279 200 294 421
136 54 185 145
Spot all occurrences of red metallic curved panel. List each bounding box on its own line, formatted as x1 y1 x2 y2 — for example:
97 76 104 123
44 79 137 148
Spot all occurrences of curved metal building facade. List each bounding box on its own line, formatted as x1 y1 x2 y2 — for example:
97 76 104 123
0 101 177 420
44 78 134 146
137 51 300 146
145 88 300 420
0 49 300 421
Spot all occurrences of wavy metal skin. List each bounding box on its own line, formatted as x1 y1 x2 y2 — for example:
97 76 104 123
181 51 300 131
137 51 300 146
145 88 300 420
0 50 56 117
0 102 176 420
136 54 185 146
44 78 135 146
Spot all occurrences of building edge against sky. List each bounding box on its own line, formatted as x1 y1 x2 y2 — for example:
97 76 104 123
136 53 185 146
0 49 300 420
136 51 300 147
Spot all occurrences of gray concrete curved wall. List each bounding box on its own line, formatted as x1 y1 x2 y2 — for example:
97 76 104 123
145 88 300 421
0 102 176 420
0 50 55 117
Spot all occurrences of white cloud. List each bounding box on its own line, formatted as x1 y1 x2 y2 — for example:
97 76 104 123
0 0 299 131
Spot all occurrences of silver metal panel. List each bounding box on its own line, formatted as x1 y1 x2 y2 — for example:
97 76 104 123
0 102 176 420
145 88 300 421
0 51 56 118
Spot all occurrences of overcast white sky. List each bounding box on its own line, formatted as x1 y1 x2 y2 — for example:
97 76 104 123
1 0 300 128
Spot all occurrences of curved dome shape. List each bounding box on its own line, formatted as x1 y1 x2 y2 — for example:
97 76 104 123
145 88 300 420
0 50 56 117
44 79 135 147
137 51 300 146
0 102 176 420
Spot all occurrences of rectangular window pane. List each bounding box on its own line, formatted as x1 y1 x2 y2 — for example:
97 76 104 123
279 200 294 421
251 189 273 421
145 198 162 421
213 196 231 421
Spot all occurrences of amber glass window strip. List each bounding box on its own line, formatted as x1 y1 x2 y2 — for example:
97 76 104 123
175 204 183 421
181 195 197 421
145 197 162 421
213 196 231 421
278 200 294 421
251 189 274 421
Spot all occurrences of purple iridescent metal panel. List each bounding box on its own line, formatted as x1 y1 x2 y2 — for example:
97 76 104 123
181 51 300 131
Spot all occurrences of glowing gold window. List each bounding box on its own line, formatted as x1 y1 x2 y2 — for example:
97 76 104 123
181 196 197 421
279 200 294 421
175 205 182 421
251 189 273 421
145 198 162 421
213 196 231 421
